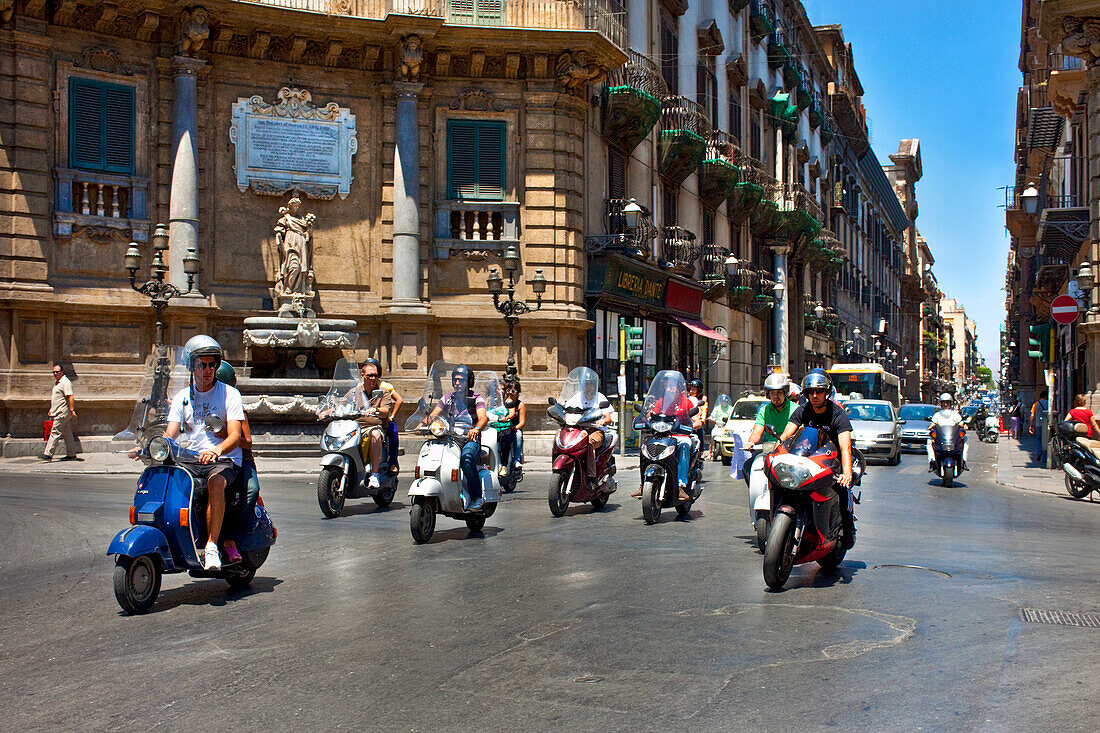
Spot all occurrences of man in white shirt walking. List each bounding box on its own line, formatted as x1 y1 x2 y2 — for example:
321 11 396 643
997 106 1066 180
41 363 80 461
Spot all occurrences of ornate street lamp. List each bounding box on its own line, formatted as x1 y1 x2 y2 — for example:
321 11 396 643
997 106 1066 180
488 245 545 378
125 223 198 346
814 303 826 320
1078 261 1094 290
1021 183 1039 216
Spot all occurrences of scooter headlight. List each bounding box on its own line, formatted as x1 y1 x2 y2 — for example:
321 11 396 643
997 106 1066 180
323 426 359 451
770 457 817 489
429 419 447 438
565 413 581 426
644 439 676 461
148 437 171 464
650 420 672 434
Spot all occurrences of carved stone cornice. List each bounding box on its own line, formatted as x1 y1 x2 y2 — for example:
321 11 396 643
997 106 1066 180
1040 8 1100 66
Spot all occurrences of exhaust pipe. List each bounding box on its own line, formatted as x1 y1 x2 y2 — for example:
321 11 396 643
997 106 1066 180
1064 463 1084 481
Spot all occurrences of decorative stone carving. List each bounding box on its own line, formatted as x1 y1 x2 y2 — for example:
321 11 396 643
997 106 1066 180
273 196 317 318
177 6 210 56
470 51 485 77
436 50 451 76
360 44 381 70
73 226 129 246
449 89 505 112
73 46 133 75
328 0 354 14
1059 16 1100 65
399 34 423 81
0 1 12 23
288 36 308 64
324 40 343 67
94 3 117 33
230 87 358 199
556 51 605 92
249 31 271 60
54 1 78 25
135 12 160 41
506 53 520 79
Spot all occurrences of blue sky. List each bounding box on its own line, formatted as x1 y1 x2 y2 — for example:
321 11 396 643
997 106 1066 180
802 0 1019 370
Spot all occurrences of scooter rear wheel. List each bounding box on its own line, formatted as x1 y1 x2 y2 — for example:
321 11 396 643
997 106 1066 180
317 466 345 518
590 493 608 511
226 569 256 591
1065 471 1092 499
113 554 161 615
754 516 769 553
465 515 486 533
763 513 796 590
372 484 396 508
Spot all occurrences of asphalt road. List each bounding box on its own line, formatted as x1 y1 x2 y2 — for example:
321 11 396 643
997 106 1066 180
1 440 1099 732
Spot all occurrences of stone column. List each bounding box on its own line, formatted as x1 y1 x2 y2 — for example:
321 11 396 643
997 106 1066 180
169 56 204 292
773 245 789 372
388 81 427 313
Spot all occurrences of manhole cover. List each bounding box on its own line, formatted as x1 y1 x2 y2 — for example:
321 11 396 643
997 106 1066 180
1020 608 1100 628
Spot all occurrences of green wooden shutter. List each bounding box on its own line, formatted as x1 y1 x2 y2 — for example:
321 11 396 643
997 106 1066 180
68 77 134 174
448 120 505 200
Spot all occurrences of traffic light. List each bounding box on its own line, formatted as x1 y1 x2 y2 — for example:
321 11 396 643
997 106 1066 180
1027 322 1052 362
622 319 644 359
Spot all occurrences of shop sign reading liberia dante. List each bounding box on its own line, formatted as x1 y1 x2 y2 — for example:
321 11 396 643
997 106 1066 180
230 87 358 200
602 258 667 308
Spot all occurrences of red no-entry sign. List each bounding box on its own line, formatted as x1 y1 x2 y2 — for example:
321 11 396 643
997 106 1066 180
1051 294 1081 325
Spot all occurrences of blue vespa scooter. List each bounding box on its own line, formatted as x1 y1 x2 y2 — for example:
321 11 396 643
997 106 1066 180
107 345 275 614
108 436 276 614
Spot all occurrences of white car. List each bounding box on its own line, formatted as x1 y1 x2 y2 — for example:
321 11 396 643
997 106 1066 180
845 399 901 465
714 395 768 465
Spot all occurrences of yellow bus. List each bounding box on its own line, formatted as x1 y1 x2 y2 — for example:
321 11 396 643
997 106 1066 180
827 363 901 407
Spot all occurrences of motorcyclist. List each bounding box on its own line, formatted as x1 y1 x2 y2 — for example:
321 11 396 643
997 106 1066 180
365 358 403 476
163 335 244 571
780 370 857 549
634 373 700 502
745 373 797 450
422 365 488 511
688 379 708 457
214 361 256 566
495 375 527 477
928 392 968 472
354 360 396 488
561 368 615 477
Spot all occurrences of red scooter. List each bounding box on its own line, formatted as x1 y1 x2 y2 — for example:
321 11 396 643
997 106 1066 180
761 425 864 589
546 368 617 516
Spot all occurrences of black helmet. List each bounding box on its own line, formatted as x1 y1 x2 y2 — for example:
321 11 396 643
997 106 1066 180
363 358 383 378
452 365 472 387
215 361 237 387
689 378 703 391
801 369 832 391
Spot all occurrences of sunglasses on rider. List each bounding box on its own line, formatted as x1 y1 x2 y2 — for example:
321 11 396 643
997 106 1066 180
806 388 829 396
196 360 217 370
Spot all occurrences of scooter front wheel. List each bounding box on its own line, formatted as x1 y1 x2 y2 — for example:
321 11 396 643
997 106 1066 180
548 469 572 517
317 466 345 518
641 479 662 525
113 554 161 615
763 513 796 590
410 498 436 544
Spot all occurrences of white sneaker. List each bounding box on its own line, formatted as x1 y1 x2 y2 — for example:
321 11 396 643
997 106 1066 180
514 461 523 470
368 473 381 489
203 542 222 570
498 466 508 478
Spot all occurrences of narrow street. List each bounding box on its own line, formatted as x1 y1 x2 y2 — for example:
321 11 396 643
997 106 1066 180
1 440 1097 731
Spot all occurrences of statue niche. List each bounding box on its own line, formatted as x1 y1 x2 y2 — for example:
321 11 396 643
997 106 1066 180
272 195 316 318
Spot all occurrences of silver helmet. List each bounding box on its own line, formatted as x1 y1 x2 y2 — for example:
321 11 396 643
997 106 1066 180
183 334 222 370
763 373 790 392
801 370 832 391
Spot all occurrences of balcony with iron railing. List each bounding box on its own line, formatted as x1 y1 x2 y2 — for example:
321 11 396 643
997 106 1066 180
658 96 710 185
727 155 771 223
659 226 699 277
1036 155 1089 264
585 197 657 260
235 0 627 50
54 168 150 241
701 244 730 283
699 130 742 207
602 49 668 154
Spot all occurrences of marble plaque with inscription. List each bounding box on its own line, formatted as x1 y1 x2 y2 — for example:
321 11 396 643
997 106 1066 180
230 87 358 200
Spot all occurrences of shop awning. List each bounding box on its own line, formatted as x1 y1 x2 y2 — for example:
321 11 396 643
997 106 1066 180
672 314 728 341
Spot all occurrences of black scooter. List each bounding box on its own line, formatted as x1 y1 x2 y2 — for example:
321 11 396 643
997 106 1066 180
635 406 702 524
1055 420 1100 499
930 423 965 487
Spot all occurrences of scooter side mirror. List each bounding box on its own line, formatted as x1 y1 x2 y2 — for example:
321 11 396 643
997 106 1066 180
599 399 610 409
688 406 700 417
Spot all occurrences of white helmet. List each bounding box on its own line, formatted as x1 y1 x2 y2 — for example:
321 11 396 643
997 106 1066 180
763 373 790 392
939 392 954 403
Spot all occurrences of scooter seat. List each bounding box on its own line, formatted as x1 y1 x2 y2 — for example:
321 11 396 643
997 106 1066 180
1074 436 1100 460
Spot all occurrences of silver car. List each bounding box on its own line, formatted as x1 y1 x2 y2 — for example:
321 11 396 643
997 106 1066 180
897 403 936 451
845 399 901 465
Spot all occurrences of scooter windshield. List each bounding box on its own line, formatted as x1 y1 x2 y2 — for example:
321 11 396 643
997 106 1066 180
319 358 361 418
113 345 192 451
935 424 958 446
642 370 689 420
557 366 609 414
785 426 827 457
404 360 490 432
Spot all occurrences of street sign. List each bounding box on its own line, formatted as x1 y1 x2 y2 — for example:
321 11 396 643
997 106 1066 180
1050 294 1080 325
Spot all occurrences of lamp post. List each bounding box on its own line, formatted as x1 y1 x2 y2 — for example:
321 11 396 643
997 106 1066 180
125 223 198 346
488 245 546 378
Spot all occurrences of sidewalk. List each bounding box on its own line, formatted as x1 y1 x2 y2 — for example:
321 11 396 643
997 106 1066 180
0 450 643 476
995 436 1065 496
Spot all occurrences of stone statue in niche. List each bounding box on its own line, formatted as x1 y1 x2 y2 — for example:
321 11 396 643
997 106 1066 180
399 34 423 81
273 195 316 318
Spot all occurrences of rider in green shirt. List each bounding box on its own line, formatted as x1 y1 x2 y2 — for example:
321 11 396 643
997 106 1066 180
745 373 796 449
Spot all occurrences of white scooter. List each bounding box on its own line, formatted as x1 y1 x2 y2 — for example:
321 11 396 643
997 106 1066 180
405 363 502 543
316 359 398 518
744 440 777 552
984 414 1000 443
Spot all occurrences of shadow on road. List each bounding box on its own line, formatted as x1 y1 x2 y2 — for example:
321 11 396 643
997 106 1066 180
136 576 284 615
766 560 866 593
427 526 504 544
339 500 405 517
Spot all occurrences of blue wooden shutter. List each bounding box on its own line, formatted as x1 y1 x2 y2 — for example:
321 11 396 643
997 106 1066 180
69 77 134 174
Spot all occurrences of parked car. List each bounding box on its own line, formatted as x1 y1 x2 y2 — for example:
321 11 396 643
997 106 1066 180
714 394 769 465
898 403 936 452
845 399 901 465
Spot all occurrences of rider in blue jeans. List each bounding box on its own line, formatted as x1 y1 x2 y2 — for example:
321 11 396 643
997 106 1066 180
424 365 488 511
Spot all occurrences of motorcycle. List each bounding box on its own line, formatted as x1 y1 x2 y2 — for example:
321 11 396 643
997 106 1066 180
405 362 503 543
546 366 617 517
634 370 703 524
930 422 965 487
983 414 1000 443
315 358 399 518
761 425 864 590
1055 420 1100 499
107 346 276 614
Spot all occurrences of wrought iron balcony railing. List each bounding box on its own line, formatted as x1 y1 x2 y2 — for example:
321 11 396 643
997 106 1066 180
701 244 729 282
606 49 667 99
659 225 699 276
586 198 656 260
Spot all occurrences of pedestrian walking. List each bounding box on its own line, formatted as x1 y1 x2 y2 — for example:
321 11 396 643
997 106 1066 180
1010 399 1022 439
1030 390 1049 465
41 363 80 461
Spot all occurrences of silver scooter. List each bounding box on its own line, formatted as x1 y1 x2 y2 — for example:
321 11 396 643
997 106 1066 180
316 359 398 518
